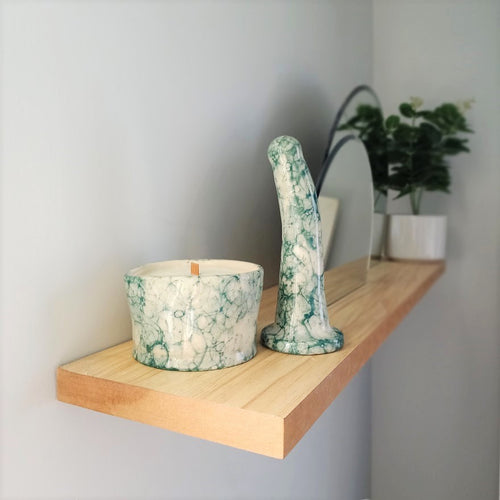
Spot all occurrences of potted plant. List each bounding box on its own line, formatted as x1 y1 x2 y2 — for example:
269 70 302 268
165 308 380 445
385 97 473 260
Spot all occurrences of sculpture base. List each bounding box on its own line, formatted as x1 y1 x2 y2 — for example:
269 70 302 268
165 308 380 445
261 324 344 355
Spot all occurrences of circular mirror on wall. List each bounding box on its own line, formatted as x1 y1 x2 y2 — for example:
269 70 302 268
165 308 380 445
317 134 374 305
317 85 388 269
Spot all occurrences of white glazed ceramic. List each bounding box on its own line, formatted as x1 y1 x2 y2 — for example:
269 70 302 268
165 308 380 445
124 259 263 371
387 214 447 261
261 136 343 355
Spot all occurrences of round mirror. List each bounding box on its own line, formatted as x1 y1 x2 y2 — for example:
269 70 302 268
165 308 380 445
321 85 385 193
319 85 387 209
317 134 374 305
318 85 388 272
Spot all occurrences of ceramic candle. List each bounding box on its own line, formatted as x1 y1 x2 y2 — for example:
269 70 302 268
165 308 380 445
124 259 263 371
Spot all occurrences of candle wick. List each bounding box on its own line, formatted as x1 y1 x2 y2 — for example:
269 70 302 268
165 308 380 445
191 262 200 276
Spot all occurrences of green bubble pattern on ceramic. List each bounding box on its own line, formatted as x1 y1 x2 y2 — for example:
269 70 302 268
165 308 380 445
261 136 344 355
125 266 263 371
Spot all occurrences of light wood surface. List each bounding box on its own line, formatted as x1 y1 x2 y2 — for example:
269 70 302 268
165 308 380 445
324 256 368 305
57 260 445 459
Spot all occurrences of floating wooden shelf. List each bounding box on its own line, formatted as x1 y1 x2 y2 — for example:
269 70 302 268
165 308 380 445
57 260 444 459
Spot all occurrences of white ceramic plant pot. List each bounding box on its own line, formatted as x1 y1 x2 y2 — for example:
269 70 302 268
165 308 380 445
387 214 447 261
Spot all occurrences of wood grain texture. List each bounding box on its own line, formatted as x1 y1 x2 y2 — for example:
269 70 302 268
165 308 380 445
57 260 445 458
324 257 368 305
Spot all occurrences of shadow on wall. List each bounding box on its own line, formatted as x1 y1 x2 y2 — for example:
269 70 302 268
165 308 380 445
183 75 334 287
52 259 132 365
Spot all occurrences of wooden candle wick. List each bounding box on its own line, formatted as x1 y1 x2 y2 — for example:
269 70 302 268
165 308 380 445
191 261 200 276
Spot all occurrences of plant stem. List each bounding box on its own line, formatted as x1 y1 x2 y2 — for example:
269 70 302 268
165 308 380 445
410 188 420 215
416 187 424 214
408 115 418 214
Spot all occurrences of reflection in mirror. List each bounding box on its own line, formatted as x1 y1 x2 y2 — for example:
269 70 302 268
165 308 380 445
317 134 373 305
320 85 388 260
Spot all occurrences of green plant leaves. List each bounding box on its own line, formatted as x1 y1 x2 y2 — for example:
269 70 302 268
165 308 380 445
399 103 415 118
441 137 470 154
387 99 472 213
385 115 400 130
418 122 442 146
392 123 414 144
424 103 473 134
334 97 472 215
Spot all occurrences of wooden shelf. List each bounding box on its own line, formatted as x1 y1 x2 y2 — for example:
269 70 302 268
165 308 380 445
57 260 444 459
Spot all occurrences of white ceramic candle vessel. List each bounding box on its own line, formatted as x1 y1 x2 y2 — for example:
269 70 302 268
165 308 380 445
125 259 263 371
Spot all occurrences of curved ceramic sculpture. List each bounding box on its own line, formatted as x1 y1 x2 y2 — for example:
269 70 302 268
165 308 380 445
261 136 344 355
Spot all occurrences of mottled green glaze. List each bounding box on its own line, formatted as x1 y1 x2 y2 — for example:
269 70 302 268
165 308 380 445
125 260 263 371
261 136 343 355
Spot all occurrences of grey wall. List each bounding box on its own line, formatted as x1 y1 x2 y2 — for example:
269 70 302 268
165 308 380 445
0 1 374 499
372 1 500 499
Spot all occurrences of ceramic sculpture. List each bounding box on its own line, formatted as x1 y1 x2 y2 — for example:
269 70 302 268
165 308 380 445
125 259 263 371
261 136 344 355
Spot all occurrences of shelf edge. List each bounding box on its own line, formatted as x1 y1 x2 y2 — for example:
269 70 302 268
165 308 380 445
57 366 286 458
